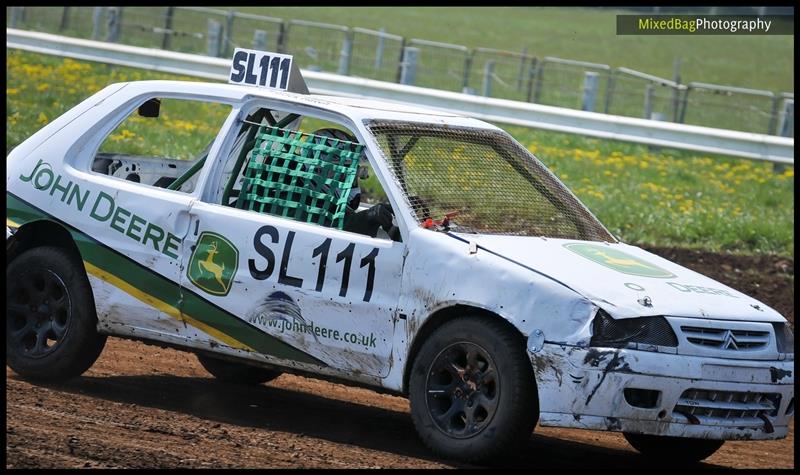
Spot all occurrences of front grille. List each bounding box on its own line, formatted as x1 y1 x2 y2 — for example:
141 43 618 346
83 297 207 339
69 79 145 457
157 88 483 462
681 325 770 351
673 389 781 422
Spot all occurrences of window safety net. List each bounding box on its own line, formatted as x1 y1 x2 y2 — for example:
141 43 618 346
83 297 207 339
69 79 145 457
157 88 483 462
238 126 363 229
366 120 615 242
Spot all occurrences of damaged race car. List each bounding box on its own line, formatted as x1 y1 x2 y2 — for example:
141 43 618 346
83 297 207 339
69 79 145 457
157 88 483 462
6 48 794 464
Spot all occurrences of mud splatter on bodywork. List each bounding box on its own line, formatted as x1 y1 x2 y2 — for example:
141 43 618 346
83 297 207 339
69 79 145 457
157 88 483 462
583 350 633 406
531 353 564 387
769 367 792 383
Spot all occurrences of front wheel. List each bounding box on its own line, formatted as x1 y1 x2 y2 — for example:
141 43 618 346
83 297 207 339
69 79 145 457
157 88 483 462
196 353 282 385
623 432 725 462
6 246 107 381
408 316 539 464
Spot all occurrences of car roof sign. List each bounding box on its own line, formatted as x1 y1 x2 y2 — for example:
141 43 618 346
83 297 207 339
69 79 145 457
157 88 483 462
229 48 309 94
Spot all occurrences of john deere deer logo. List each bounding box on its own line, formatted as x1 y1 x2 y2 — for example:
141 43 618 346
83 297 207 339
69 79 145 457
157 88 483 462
564 243 676 278
188 232 238 296
199 241 228 290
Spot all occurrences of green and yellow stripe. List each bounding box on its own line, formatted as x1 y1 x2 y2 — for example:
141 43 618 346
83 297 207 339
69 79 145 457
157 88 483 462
82 260 249 351
7 192 325 366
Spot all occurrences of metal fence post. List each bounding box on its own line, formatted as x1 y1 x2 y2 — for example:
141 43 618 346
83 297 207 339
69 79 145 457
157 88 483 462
778 99 794 137
400 46 419 86
767 96 780 135
482 60 495 97
581 71 599 112
253 29 267 50
394 37 406 83
516 47 527 91
671 58 682 122
678 87 690 124
774 99 793 173
461 51 472 93
276 21 287 53
106 7 121 43
375 27 386 70
532 60 545 103
9 7 23 28
162 7 174 50
223 9 235 57
207 19 223 57
59 7 71 32
644 83 654 119
525 58 538 103
670 86 682 123
603 70 616 114
91 7 104 40
338 30 353 76
119 7 125 40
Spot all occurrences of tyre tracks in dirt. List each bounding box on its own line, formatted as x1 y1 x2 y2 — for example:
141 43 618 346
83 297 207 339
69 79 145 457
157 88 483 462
6 337 794 469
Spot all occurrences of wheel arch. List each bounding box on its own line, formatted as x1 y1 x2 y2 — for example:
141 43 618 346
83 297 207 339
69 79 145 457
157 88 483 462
7 219 84 267
7 218 100 331
402 303 531 395
6 223 108 381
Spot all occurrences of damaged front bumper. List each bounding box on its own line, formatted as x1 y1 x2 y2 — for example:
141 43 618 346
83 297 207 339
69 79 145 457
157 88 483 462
531 343 794 440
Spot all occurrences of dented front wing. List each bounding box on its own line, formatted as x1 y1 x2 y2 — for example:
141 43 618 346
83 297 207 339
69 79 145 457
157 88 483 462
531 344 794 440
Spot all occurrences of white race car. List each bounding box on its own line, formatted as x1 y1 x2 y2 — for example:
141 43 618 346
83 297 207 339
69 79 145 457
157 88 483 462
6 50 794 464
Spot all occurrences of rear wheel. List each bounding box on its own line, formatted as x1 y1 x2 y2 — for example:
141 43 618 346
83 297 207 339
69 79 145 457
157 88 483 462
408 315 538 464
196 353 282 385
6 246 107 381
623 432 725 462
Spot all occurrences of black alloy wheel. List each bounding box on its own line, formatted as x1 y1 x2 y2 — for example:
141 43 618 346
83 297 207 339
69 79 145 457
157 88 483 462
425 342 500 439
8 268 72 358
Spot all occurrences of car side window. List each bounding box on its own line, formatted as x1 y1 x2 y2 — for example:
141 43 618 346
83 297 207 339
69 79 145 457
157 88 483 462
92 97 231 193
211 108 399 241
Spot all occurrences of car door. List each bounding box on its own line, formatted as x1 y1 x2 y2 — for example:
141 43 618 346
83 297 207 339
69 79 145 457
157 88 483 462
9 158 193 337
70 93 235 341
180 200 405 378
69 169 194 336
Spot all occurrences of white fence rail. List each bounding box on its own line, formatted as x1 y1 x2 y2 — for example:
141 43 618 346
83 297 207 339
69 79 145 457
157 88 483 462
7 28 793 164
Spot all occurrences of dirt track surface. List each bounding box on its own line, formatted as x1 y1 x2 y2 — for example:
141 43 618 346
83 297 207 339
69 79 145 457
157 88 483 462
6 249 795 469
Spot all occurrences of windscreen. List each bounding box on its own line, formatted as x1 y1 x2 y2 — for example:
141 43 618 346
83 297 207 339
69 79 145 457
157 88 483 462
366 121 615 242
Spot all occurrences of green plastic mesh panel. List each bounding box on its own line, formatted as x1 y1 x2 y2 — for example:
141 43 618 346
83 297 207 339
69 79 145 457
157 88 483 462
238 126 363 229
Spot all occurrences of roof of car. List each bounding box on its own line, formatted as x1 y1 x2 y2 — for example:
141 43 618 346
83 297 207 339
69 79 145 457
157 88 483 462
308 95 462 117
117 80 497 128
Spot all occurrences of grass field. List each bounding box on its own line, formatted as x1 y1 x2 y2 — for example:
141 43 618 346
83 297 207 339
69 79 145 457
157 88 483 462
233 6 794 92
6 50 794 256
10 7 793 92
10 7 793 134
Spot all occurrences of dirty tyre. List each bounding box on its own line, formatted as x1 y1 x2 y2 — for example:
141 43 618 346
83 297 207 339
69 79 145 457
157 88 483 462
623 433 724 462
196 353 282 385
6 246 107 381
409 316 538 464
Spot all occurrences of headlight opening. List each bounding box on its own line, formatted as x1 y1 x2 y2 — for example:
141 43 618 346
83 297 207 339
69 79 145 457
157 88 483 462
590 310 677 348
